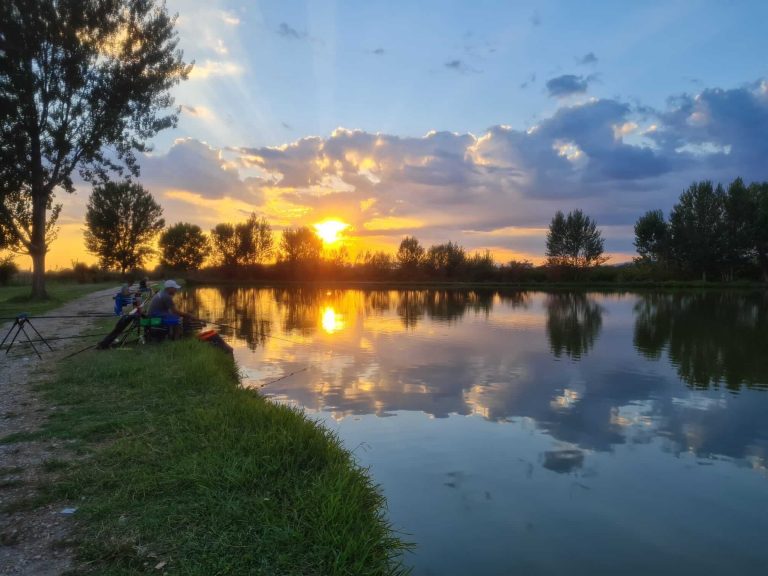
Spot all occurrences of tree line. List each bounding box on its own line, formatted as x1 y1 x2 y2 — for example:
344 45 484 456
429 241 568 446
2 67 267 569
634 178 768 281
30 174 763 284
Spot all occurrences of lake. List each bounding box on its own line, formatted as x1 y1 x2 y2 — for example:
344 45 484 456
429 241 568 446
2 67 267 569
181 287 768 576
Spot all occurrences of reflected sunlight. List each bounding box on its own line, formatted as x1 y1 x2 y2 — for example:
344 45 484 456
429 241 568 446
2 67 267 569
321 306 345 334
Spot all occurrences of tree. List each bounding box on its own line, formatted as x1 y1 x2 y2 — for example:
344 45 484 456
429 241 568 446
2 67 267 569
669 181 727 281
159 222 210 270
209 215 274 266
396 236 425 273
210 223 239 266
424 241 466 277
0 0 189 297
280 227 323 264
751 182 768 281
634 209 669 265
546 209 607 268
236 213 273 264
84 181 164 274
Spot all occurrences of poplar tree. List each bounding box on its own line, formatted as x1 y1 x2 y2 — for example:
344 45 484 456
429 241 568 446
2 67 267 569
0 0 189 297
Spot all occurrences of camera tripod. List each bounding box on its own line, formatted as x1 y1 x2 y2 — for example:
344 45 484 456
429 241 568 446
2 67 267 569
0 314 53 359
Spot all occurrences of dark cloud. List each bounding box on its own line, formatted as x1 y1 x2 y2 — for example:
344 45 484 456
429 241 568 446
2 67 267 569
577 52 598 65
653 82 768 163
224 78 768 256
371 47 385 56
546 74 592 97
444 59 481 74
139 138 259 201
277 22 305 40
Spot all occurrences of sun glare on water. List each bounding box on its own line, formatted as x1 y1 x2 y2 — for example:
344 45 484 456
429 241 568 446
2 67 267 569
321 307 344 334
314 219 349 244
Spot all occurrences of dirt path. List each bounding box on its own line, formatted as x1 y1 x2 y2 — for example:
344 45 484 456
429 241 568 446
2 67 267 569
0 286 121 576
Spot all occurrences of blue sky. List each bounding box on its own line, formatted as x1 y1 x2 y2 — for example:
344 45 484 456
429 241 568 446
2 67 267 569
48 0 768 268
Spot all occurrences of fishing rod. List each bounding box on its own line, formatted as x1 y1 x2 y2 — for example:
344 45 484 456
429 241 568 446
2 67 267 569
1 332 110 346
0 314 116 321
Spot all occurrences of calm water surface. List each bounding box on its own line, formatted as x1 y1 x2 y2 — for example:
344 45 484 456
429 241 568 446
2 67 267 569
181 288 768 576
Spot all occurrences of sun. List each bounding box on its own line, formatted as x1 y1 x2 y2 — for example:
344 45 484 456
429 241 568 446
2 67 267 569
314 219 349 244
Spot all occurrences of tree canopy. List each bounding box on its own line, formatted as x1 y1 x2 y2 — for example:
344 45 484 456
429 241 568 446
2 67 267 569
159 222 210 270
209 214 274 266
280 227 323 264
0 0 189 297
545 209 607 269
634 209 669 265
84 180 164 274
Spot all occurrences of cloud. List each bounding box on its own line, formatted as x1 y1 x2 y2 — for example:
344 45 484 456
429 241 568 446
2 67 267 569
546 74 592 98
220 11 240 26
188 59 243 79
53 77 768 266
650 81 768 169
139 138 263 204
445 59 481 74
520 73 537 89
278 22 306 40
577 52 598 65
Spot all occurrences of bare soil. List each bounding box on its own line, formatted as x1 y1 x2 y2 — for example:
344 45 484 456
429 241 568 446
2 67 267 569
0 287 118 576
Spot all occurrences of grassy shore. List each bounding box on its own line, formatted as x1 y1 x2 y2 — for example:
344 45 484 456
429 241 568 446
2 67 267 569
21 339 409 575
0 282 114 318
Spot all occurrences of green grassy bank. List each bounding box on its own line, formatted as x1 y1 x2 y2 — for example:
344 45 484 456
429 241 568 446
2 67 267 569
0 282 114 318
21 341 410 575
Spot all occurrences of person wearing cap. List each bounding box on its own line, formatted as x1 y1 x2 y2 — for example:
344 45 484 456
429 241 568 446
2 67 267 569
147 280 192 339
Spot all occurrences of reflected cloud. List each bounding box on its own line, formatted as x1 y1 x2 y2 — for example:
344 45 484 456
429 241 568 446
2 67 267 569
182 288 768 470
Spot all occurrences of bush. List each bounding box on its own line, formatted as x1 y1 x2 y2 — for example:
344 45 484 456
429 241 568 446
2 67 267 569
0 256 18 286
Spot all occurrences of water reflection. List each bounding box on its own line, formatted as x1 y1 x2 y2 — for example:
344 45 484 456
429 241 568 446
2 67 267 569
182 287 768 466
634 292 768 391
183 287 768 574
545 292 603 359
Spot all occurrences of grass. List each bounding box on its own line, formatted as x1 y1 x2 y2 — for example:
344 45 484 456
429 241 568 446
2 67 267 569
0 282 115 318
27 340 410 575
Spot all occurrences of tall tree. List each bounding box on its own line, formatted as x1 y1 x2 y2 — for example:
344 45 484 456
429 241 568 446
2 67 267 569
751 182 768 281
236 213 274 264
669 181 727 281
280 226 323 264
634 209 669 265
396 236 425 273
0 0 189 297
159 222 210 270
210 223 239 266
546 209 607 268
84 181 164 274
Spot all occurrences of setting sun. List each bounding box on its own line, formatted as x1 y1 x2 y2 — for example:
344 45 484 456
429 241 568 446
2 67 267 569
314 219 349 244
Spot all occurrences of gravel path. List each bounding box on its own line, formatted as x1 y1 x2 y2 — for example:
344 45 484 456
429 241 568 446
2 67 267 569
0 286 120 576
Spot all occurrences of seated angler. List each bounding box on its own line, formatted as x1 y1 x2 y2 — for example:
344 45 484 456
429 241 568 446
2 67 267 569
148 280 193 339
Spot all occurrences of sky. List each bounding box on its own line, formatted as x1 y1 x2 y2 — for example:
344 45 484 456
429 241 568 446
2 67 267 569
37 0 768 270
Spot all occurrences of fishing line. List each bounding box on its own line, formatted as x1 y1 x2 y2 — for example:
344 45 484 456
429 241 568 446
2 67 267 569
259 367 309 387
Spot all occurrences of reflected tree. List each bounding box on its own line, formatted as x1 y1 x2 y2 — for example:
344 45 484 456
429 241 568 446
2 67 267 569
633 292 768 391
545 293 603 359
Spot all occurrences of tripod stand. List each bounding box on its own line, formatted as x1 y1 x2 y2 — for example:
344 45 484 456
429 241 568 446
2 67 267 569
0 314 53 359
